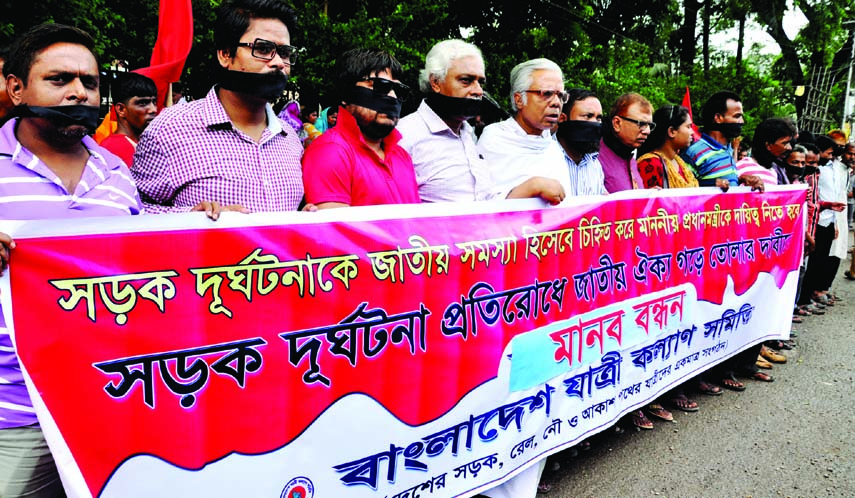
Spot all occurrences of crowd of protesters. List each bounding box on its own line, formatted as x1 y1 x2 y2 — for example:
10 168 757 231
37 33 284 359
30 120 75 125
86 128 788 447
0 0 854 496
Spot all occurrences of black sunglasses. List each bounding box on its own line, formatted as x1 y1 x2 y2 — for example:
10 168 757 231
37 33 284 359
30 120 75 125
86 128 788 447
361 77 411 102
236 38 300 65
617 115 656 131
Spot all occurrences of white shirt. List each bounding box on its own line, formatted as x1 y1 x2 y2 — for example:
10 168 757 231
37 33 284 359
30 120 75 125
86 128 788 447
397 100 495 202
477 117 572 197
828 158 850 258
817 159 847 227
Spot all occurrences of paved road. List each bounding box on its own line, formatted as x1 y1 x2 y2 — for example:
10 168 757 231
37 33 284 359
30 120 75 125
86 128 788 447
545 258 855 498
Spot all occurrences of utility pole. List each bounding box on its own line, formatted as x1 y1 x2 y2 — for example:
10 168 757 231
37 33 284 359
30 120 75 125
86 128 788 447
843 21 855 133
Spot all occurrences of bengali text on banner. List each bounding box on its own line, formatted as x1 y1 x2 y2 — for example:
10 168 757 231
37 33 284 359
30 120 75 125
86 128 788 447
1 186 805 498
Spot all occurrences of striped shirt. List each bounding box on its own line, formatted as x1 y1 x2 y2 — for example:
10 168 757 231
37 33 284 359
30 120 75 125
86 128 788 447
397 100 496 202
735 158 778 186
132 86 304 213
0 117 142 429
563 150 607 196
804 173 820 240
681 133 738 186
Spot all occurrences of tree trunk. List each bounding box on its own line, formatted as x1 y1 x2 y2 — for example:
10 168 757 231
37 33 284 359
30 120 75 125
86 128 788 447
679 0 702 77
736 15 745 77
753 0 806 118
702 0 710 77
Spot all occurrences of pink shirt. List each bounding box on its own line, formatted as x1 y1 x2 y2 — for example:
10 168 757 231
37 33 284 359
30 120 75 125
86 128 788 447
302 107 420 206
736 158 778 185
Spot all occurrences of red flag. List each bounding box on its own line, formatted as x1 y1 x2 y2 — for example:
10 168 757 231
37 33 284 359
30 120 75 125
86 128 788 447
134 0 193 110
682 86 701 141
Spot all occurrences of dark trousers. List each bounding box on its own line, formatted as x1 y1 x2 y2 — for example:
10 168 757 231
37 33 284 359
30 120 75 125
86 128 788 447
799 224 835 305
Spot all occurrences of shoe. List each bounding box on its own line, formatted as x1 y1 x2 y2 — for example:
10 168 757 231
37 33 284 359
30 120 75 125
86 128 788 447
845 271 855 281
646 403 674 421
756 356 773 369
760 346 787 363
631 410 654 429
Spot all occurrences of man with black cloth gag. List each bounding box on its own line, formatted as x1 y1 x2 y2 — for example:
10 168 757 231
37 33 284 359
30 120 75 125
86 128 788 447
397 40 564 204
302 48 422 208
133 0 305 215
555 88 608 196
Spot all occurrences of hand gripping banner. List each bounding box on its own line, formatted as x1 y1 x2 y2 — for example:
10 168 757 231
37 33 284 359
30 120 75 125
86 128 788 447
1 186 805 497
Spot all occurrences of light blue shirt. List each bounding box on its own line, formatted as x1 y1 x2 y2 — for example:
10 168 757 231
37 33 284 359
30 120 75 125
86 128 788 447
562 150 607 196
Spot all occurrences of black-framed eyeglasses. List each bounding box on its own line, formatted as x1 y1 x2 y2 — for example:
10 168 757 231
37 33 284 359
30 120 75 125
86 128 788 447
524 89 570 104
617 115 656 131
361 77 411 102
236 38 300 65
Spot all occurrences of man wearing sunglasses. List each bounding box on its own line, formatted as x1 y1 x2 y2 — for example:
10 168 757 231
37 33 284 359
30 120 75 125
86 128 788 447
476 58 570 202
132 0 304 214
397 40 563 205
302 48 420 208
599 92 652 193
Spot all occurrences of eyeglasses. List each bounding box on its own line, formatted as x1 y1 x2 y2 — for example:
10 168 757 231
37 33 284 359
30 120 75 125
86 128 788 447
361 77 411 102
524 89 570 104
617 115 656 131
236 38 300 65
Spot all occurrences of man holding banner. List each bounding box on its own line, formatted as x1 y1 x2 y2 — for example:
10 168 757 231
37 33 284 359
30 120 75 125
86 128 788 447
0 23 143 497
132 0 304 214
302 48 421 208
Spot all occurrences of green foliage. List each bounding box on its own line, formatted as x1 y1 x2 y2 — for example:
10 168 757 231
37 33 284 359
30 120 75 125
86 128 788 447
0 0 848 130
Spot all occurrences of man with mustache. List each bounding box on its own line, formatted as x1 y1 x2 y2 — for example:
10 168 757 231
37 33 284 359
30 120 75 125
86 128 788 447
598 92 651 193
100 72 157 167
556 88 607 195
0 23 143 496
477 58 570 202
681 90 763 190
302 48 420 208
133 0 304 214
397 40 562 204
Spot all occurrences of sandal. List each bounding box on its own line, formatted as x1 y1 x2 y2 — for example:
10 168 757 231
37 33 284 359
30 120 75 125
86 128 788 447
630 410 654 429
794 307 811 316
697 381 723 395
537 482 552 494
792 315 803 323
756 356 773 369
646 403 674 421
670 394 699 412
805 305 825 315
721 375 746 391
751 371 774 382
767 340 793 351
